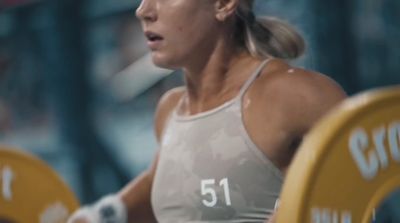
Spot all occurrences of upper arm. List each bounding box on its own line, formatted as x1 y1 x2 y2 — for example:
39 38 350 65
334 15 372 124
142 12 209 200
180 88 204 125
290 70 347 132
243 63 346 171
276 70 346 172
272 69 347 138
256 65 347 135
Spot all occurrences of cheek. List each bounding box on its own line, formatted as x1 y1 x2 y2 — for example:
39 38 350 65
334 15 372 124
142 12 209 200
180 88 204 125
153 8 216 66
163 21 214 61
166 25 194 53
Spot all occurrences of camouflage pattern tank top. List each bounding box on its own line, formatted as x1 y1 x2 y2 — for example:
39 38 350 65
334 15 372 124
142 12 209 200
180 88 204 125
151 59 282 223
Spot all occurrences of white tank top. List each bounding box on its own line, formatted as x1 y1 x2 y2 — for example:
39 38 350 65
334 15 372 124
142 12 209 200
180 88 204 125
151 59 282 223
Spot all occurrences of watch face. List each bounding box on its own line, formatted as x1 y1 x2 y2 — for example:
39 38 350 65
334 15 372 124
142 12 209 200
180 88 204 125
0 217 16 223
100 205 117 219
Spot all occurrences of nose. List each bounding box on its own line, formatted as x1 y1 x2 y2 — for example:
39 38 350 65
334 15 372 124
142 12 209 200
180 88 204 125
136 0 157 22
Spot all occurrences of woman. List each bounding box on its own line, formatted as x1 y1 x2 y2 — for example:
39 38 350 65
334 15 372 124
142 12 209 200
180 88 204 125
68 0 346 222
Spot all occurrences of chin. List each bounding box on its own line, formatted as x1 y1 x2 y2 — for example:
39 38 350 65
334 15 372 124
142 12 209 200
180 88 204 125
151 52 181 70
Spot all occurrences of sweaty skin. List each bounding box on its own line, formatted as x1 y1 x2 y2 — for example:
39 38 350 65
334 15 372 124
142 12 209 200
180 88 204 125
69 0 347 222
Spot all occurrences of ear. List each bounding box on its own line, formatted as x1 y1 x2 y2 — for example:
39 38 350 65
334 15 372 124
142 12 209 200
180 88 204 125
215 0 239 22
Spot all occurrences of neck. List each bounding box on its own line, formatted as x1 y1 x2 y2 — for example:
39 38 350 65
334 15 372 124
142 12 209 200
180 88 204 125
180 40 260 114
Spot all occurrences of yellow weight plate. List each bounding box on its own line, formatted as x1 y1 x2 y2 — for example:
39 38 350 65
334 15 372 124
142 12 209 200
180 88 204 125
0 147 79 223
277 86 400 223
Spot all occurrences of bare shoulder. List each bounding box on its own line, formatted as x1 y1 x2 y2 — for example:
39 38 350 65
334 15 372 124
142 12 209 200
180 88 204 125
275 64 347 106
154 86 185 142
254 59 347 130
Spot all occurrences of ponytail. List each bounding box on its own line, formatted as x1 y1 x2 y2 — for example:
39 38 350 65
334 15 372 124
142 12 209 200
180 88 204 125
236 4 305 59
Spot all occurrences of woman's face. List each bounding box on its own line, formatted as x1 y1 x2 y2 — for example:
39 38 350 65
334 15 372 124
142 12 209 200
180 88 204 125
136 0 221 69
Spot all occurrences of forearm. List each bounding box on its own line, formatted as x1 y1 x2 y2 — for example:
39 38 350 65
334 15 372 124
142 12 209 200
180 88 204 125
119 170 157 223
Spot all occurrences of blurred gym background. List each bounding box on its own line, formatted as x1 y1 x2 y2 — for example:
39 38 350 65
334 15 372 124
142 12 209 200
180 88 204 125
0 0 399 217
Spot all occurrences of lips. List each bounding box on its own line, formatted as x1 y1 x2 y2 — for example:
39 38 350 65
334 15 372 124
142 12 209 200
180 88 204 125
145 31 163 41
145 31 164 50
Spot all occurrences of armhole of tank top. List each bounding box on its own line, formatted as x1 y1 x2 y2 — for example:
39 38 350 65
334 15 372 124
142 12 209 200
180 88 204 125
238 123 284 181
234 59 284 182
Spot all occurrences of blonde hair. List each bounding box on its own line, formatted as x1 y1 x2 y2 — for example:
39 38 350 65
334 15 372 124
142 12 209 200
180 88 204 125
235 0 305 59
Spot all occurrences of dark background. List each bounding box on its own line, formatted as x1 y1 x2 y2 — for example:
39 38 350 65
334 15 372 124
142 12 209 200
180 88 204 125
0 0 398 221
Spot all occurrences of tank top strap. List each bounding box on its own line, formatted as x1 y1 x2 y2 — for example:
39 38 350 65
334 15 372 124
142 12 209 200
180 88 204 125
237 58 272 99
